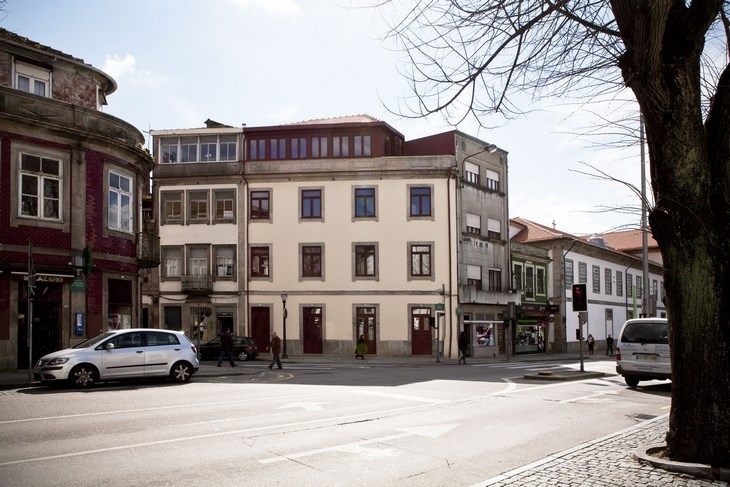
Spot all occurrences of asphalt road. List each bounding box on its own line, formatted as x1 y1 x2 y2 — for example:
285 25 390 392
0 358 670 487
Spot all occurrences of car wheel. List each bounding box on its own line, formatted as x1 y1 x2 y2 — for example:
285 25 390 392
69 364 99 388
237 351 249 361
171 361 193 383
625 376 640 388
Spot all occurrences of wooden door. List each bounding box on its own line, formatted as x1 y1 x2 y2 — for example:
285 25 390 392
250 307 270 352
356 306 377 355
411 307 433 355
303 307 323 354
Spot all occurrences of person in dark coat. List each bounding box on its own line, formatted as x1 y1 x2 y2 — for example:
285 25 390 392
606 334 614 356
217 328 236 367
268 331 282 369
458 331 469 364
587 334 595 355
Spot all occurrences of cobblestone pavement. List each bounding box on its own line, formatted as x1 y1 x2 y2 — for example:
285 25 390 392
478 414 727 487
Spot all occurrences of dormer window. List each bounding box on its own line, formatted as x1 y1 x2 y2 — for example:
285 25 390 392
15 61 51 97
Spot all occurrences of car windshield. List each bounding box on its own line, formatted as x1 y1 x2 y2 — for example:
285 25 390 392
72 331 117 349
621 322 669 344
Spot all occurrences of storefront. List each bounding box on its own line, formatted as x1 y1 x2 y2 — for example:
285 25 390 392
515 303 558 354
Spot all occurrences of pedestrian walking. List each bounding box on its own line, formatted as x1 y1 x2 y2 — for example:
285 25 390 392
217 328 236 367
354 335 367 359
606 334 614 356
268 331 282 369
458 331 469 364
587 334 595 355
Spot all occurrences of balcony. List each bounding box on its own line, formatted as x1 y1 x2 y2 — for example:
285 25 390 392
458 284 519 306
181 275 214 295
136 232 160 268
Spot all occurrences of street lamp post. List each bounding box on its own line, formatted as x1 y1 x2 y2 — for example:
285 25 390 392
280 292 288 359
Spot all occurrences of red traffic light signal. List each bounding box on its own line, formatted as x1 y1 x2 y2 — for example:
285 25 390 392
572 283 587 311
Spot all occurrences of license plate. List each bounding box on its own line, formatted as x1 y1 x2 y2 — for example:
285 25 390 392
636 354 657 361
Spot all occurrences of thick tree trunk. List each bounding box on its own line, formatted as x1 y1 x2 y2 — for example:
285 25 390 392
612 1 730 468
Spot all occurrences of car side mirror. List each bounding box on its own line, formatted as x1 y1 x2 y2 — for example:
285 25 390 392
105 343 115 351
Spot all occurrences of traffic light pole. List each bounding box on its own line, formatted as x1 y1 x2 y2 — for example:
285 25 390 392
577 315 584 372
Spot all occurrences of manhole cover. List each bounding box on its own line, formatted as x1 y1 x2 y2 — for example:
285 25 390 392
635 414 657 420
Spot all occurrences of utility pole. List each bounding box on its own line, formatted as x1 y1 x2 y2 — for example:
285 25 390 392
27 242 35 382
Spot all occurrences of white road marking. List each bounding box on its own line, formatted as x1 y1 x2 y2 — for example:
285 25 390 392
277 402 329 411
259 423 459 464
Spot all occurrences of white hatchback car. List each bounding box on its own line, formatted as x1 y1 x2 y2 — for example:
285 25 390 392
33 328 200 388
615 318 671 388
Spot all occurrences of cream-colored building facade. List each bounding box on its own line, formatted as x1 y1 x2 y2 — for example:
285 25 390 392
146 117 514 359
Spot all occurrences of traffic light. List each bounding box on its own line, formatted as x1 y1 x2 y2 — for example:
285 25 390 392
571 283 587 311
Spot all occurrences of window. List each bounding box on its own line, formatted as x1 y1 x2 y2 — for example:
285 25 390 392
15 62 50 97
311 137 328 158
616 270 623 297
605 268 613 295
250 190 270 220
466 213 481 235
354 187 376 218
270 138 285 159
565 259 574 287
301 189 322 219
291 137 307 158
465 162 479 185
626 273 633 297
180 137 198 163
487 218 501 239
188 191 208 223
410 244 432 277
214 189 235 222
163 247 182 277
636 275 643 298
525 266 534 298
188 247 208 275
578 262 588 283
486 169 500 191
250 246 270 277
249 140 265 160
592 265 601 293
409 186 432 217
536 267 546 295
467 264 482 289
513 263 523 291
162 191 183 224
219 136 237 161
355 244 376 277
301 245 322 278
160 141 177 163
354 135 372 156
200 136 217 162
19 153 61 221
333 136 349 157
214 246 234 277
488 269 502 292
109 171 133 233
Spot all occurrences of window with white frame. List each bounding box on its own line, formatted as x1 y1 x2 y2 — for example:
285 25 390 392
19 153 62 221
15 62 50 97
162 191 183 224
214 246 234 277
187 190 208 223
180 137 198 163
605 268 613 295
464 161 479 185
163 247 182 277
467 264 482 289
487 218 501 239
188 247 208 275
486 169 500 191
513 263 523 291
199 136 217 162
565 259 574 287
219 136 237 161
578 262 588 283
214 189 235 222
488 269 502 292
466 212 481 235
536 267 546 295
525 266 534 298
108 171 133 233
616 270 623 296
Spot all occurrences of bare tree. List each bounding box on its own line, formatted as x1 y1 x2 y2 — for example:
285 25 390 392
386 0 730 469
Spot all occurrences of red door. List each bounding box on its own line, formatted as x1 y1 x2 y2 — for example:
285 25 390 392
303 307 323 354
411 307 433 355
250 307 270 352
356 306 377 355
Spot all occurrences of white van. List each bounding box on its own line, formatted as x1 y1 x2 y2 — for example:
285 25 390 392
615 317 671 388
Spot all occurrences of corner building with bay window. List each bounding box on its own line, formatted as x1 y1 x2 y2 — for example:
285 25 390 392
0 29 157 371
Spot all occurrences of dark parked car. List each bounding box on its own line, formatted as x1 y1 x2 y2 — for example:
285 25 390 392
198 336 259 361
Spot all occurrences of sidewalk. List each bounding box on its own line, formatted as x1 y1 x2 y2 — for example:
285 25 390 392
2 354 727 485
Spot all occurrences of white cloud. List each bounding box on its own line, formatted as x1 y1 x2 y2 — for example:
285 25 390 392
226 0 303 16
102 54 165 87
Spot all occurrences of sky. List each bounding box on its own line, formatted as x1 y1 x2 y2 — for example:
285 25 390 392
1 0 648 236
